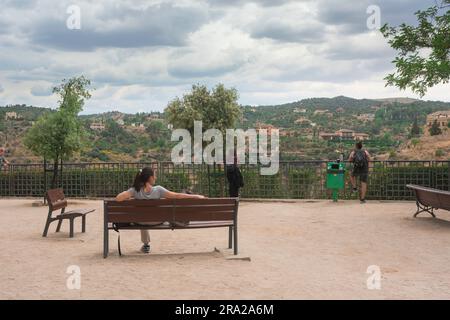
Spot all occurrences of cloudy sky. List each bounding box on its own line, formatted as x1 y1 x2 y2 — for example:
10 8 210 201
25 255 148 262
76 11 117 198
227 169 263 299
0 0 448 114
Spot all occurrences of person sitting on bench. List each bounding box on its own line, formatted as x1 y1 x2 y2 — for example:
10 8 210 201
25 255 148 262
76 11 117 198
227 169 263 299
115 167 205 254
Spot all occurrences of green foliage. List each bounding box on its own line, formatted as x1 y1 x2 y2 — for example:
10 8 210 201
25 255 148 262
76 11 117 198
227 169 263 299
157 171 191 192
24 76 91 162
410 117 420 136
411 138 420 148
429 120 443 135
165 84 241 134
435 149 445 157
240 167 285 198
368 164 449 200
86 148 110 162
288 168 316 198
381 1 450 96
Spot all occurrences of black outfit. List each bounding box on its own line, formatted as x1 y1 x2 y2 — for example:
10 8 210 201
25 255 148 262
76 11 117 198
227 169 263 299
226 164 244 197
351 149 369 183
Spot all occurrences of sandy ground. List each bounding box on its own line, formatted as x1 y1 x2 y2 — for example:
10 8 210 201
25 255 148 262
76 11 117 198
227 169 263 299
1 198 450 299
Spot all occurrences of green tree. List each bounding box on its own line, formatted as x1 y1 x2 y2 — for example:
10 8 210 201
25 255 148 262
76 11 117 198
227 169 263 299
165 84 241 196
380 1 450 97
165 84 241 134
24 76 92 187
429 120 443 135
165 83 241 159
410 116 421 136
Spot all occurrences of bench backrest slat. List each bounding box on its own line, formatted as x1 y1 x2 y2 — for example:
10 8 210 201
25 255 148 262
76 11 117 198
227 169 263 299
46 188 68 212
105 198 238 223
437 193 450 211
416 189 441 208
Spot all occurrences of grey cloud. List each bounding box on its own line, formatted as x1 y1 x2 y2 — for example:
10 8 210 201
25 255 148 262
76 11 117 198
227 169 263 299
168 62 243 78
29 2 209 51
317 0 437 35
0 0 35 8
31 85 53 96
250 21 325 43
208 0 296 7
0 84 4 94
263 57 393 83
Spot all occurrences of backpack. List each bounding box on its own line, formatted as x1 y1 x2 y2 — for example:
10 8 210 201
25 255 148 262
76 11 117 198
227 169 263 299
353 149 367 170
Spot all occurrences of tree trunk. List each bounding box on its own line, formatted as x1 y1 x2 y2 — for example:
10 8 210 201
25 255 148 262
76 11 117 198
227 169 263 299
51 157 59 189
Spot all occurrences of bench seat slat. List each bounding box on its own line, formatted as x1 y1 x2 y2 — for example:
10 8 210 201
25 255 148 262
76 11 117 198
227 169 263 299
107 204 236 214
111 221 234 229
108 211 234 223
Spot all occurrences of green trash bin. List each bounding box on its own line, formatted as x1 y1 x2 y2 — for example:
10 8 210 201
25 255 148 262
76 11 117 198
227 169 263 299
326 161 345 202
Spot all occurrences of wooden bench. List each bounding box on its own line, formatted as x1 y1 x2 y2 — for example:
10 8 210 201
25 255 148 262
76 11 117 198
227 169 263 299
103 198 239 258
43 189 95 238
406 184 450 218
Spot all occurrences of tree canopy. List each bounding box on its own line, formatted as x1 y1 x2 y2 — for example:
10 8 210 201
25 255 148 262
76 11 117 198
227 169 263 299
24 76 92 186
165 84 241 134
381 1 450 96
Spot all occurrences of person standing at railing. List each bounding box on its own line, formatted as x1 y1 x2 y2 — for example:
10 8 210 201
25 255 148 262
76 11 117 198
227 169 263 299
226 151 244 197
0 147 10 170
348 141 371 204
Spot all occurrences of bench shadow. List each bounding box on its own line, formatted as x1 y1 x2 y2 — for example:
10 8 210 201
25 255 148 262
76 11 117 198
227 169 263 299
405 215 450 230
25 230 94 242
80 249 225 262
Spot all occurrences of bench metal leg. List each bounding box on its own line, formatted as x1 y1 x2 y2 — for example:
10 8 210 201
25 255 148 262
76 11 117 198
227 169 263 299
104 227 109 258
233 225 238 255
42 217 52 237
69 218 74 238
56 219 63 232
228 226 232 249
82 215 86 233
414 201 436 218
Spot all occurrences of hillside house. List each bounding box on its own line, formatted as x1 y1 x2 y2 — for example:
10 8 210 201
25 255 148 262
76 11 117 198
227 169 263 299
356 113 375 122
427 111 450 129
256 123 277 135
314 109 329 115
5 112 19 120
90 122 105 131
295 117 311 125
279 130 297 137
319 129 370 141
147 114 161 120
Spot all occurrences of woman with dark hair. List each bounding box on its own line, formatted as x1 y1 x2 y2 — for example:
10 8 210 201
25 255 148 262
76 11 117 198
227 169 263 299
116 167 205 253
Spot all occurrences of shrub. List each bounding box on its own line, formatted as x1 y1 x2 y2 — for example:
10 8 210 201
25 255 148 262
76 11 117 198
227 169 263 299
435 149 445 157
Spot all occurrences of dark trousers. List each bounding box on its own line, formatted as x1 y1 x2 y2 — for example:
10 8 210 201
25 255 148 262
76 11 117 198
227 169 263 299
229 185 239 197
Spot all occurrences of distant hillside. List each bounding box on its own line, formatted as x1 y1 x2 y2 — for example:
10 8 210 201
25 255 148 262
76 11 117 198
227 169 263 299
397 130 450 160
375 97 420 104
0 104 53 120
1 96 450 162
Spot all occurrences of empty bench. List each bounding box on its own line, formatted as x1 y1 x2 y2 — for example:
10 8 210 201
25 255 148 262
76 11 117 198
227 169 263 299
43 189 95 238
406 184 450 218
103 198 239 258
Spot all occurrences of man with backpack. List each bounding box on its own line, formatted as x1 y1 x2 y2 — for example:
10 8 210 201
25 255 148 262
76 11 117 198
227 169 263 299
348 141 371 203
